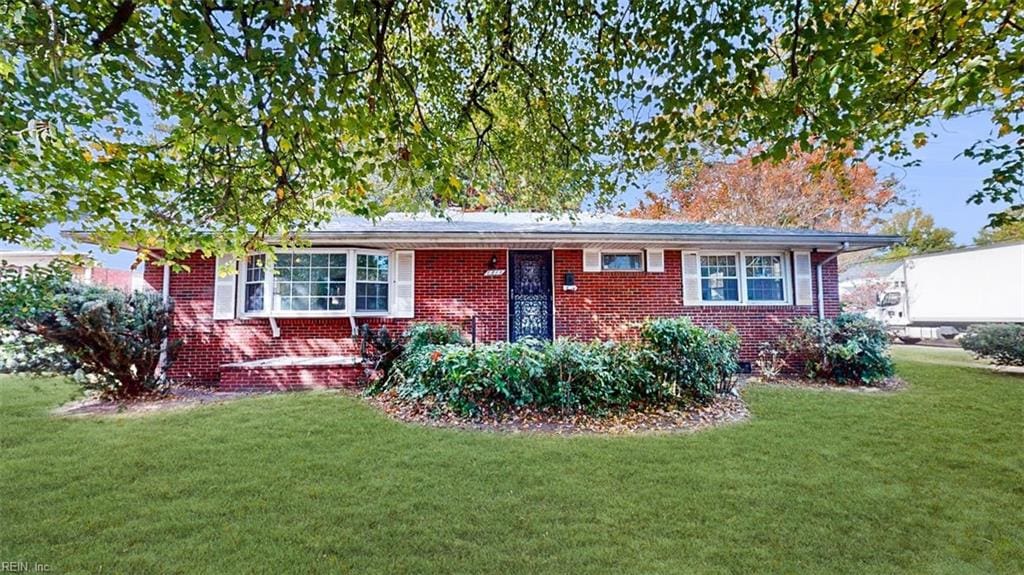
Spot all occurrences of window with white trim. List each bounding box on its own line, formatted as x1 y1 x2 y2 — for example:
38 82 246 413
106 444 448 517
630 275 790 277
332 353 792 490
601 252 644 271
355 253 389 312
236 249 396 317
274 252 348 312
692 251 791 305
744 255 785 302
243 254 267 313
700 255 740 302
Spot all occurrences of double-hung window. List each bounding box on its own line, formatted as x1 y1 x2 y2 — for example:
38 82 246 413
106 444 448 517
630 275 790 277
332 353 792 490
694 252 790 304
355 254 389 312
243 254 267 313
700 255 740 302
744 255 785 302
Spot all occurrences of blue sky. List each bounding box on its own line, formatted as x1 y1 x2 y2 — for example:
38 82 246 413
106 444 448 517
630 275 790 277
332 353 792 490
5 113 1008 270
877 114 1008 244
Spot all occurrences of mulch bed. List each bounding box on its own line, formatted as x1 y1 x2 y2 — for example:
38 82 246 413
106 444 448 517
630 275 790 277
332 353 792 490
365 390 750 435
744 375 907 393
52 386 267 417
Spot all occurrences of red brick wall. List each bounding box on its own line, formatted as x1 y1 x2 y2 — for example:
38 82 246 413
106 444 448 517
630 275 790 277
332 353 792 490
148 248 839 386
145 250 509 385
554 250 840 360
219 364 363 391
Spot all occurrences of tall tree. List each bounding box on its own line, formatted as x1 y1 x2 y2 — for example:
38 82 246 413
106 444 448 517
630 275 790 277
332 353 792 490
974 209 1024 245
879 208 956 258
2 1 1021 260
629 145 898 232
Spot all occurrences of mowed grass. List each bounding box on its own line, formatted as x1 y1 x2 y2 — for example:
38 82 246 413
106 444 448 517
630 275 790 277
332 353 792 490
2 349 1022 574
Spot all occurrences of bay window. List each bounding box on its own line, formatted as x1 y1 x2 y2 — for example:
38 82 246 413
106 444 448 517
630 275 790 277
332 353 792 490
274 253 347 312
238 249 389 317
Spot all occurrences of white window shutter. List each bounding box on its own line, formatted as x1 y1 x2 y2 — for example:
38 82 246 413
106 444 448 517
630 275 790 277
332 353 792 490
646 249 665 273
682 252 701 305
212 255 238 320
793 251 813 306
582 249 601 272
391 250 415 318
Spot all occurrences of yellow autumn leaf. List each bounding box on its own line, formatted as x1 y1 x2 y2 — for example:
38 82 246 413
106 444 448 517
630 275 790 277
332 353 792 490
276 187 285 200
275 165 283 177
449 175 462 191
871 43 884 57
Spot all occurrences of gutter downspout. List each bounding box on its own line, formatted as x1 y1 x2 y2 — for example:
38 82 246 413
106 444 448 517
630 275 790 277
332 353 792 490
816 241 849 320
156 264 171 381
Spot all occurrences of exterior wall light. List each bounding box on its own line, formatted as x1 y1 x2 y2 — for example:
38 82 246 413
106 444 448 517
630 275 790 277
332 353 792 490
483 253 505 277
563 271 577 292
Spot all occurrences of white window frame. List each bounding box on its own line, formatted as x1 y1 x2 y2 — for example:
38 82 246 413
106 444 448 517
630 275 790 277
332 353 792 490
352 250 392 316
694 250 792 306
697 252 742 304
599 250 646 272
241 254 269 315
237 248 392 318
742 252 790 305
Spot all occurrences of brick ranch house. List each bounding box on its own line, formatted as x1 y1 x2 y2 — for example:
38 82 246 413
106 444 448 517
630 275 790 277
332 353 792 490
80 212 899 390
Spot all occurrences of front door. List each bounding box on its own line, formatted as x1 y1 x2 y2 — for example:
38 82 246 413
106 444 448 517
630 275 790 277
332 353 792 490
508 250 553 342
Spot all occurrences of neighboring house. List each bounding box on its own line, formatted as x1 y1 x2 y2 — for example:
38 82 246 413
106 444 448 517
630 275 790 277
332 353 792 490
72 211 899 389
0 250 94 281
840 241 1024 339
0 250 137 291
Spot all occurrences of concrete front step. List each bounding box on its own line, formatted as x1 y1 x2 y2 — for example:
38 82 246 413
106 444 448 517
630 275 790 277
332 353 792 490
219 355 365 391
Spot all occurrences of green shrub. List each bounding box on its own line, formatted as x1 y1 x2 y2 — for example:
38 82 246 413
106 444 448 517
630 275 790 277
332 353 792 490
403 322 467 352
786 313 894 385
362 322 467 388
960 324 1024 366
377 318 741 416
0 265 178 399
639 318 740 401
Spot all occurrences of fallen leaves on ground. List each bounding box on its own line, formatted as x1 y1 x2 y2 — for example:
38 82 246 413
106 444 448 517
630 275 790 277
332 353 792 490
365 391 750 435
746 375 906 392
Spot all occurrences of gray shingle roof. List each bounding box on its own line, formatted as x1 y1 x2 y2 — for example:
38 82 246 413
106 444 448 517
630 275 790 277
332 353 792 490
310 211 900 247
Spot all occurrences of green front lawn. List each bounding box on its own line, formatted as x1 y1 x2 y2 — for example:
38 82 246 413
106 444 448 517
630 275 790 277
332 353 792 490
2 349 1022 574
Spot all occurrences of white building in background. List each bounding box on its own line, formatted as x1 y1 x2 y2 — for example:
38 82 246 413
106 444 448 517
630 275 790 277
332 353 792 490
840 241 1024 340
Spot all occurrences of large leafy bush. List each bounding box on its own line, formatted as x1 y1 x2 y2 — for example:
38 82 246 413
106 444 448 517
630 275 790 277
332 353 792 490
639 318 740 400
785 313 894 385
0 265 178 399
377 318 740 416
960 324 1024 366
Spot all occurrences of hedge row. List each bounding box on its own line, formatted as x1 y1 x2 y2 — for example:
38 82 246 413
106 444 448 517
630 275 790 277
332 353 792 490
374 318 740 416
